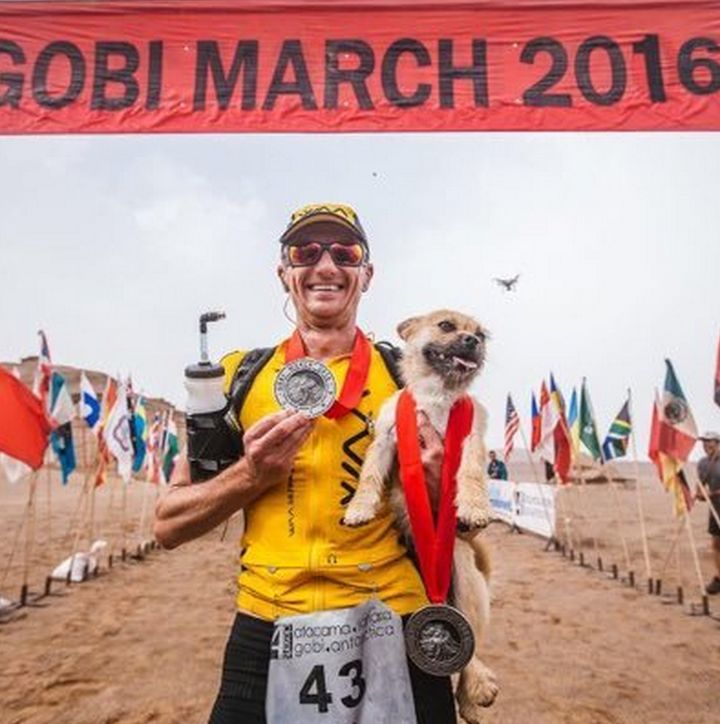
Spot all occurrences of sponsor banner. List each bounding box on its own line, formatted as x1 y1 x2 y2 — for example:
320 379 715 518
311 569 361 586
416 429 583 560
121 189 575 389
514 481 556 539
488 479 514 526
1 0 719 135
489 480 556 539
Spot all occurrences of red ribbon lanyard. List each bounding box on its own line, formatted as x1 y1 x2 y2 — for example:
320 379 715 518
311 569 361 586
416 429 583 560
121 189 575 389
396 389 474 603
285 328 371 419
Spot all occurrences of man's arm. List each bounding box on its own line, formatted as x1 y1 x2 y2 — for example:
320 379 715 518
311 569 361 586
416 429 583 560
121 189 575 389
154 410 314 549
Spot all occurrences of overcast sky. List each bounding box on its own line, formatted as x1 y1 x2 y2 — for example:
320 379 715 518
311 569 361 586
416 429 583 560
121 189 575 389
1 132 718 458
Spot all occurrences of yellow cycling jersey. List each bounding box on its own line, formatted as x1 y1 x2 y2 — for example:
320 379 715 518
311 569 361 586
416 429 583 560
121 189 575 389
221 338 428 620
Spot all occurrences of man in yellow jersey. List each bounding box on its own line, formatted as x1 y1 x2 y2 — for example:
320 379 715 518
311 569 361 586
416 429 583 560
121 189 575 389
154 204 456 723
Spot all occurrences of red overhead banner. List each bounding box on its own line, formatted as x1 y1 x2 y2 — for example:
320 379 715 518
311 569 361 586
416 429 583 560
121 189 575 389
1 0 719 134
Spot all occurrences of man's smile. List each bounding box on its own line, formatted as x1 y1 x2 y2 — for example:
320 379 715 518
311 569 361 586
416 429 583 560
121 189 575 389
306 283 344 292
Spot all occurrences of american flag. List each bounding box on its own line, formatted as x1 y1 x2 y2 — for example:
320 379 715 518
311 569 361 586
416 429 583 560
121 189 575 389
504 394 520 462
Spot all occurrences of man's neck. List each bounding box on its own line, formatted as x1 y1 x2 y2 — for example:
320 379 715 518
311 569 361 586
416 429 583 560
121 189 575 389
296 321 358 360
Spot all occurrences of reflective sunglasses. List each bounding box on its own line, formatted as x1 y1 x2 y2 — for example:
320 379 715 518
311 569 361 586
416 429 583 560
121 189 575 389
285 241 366 267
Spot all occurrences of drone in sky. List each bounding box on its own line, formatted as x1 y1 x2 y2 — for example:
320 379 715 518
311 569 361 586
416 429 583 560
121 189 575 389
493 274 520 292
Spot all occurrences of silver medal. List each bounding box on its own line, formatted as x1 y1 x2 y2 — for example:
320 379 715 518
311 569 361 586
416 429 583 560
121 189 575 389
274 358 337 418
404 604 475 676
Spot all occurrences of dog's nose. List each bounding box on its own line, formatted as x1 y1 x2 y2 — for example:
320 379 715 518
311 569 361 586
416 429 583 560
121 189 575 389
460 334 479 349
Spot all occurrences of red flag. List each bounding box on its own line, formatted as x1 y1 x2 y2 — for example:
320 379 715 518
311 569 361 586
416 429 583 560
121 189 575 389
648 393 662 481
649 390 693 516
553 424 572 484
0 366 51 469
550 374 572 484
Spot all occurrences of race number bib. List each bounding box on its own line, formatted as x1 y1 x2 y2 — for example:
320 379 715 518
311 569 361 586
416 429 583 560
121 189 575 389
267 599 416 723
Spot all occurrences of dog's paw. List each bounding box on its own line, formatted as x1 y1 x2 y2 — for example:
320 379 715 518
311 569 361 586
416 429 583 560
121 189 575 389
343 501 377 527
456 500 491 531
457 660 499 721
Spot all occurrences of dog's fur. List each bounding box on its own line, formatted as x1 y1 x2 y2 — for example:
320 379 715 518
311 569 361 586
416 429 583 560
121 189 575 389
343 310 499 721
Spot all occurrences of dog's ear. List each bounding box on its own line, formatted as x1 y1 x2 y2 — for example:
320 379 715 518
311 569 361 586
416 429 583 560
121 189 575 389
397 316 422 341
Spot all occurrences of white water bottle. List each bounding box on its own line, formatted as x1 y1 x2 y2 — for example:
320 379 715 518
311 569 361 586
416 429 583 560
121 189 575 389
184 312 240 482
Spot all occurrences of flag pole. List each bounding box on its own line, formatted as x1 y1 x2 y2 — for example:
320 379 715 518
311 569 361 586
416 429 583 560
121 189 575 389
545 386 578 554
682 495 709 613
102 472 117 560
137 479 151 549
81 421 88 471
628 389 653 591
45 450 53 550
21 472 39 604
575 462 602 568
89 480 97 546
575 378 606 569
602 461 633 577
674 499 685 605
67 471 93 583
517 423 556 543
551 400 578 555
550 384 586 560
1 493 30 593
121 476 128 560
656 515 685 587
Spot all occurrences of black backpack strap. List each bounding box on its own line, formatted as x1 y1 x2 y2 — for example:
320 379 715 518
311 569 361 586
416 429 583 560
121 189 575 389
224 347 276 441
374 340 404 389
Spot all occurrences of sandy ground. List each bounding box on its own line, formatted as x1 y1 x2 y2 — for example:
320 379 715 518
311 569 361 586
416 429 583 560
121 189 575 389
1 464 719 724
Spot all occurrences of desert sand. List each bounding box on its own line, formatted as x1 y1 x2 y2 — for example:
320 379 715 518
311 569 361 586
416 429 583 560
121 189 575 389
1 461 718 724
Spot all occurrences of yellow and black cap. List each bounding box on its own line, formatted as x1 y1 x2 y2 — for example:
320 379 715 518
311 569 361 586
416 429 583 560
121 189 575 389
279 202 369 248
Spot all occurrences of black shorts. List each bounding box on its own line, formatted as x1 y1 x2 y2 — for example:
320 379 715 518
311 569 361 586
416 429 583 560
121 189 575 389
209 612 457 724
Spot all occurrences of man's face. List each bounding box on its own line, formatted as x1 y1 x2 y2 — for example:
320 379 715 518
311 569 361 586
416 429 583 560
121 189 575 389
278 222 373 328
702 439 719 457
489 451 496 461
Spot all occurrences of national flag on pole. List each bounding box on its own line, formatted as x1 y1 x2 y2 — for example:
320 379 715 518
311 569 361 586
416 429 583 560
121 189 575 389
504 394 520 462
567 387 580 457
146 411 163 484
659 359 697 462
530 392 541 453
549 373 566 415
79 372 101 433
32 330 53 414
0 365 51 469
537 381 557 463
0 367 33 484
105 381 134 483
550 373 572 483
714 332 720 408
601 398 632 462
649 390 694 516
161 411 179 484
132 396 148 473
126 376 139 461
49 371 76 484
579 378 603 463
49 371 74 426
94 376 118 487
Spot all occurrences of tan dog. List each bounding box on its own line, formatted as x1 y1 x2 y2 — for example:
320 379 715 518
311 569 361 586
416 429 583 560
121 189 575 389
344 310 499 722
